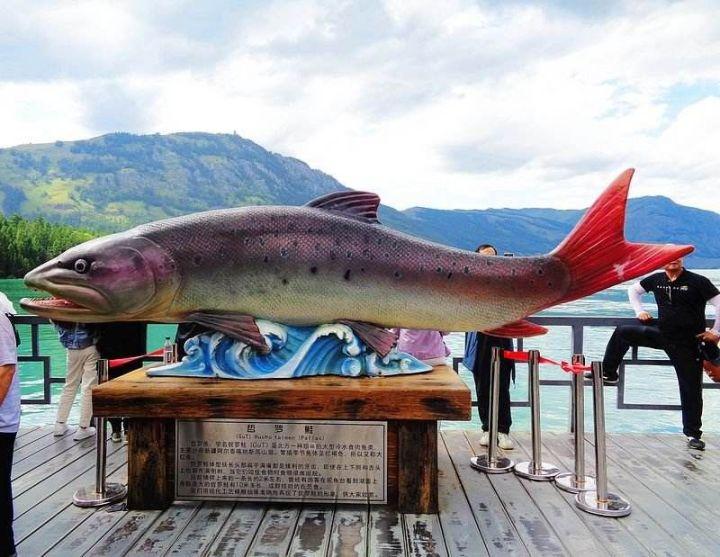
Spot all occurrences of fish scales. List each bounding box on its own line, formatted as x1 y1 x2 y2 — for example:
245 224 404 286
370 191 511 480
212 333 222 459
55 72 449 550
137 206 567 331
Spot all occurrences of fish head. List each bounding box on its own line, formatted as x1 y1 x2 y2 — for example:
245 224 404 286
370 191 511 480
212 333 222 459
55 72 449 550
21 233 179 322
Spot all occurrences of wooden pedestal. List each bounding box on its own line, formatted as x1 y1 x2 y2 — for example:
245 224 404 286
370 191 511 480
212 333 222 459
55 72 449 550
93 366 471 513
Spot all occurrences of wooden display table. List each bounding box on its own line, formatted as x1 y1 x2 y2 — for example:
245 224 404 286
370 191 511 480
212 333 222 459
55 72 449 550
92 365 471 513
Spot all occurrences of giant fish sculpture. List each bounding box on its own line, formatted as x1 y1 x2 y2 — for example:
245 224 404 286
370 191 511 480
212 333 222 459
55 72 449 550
20 169 692 358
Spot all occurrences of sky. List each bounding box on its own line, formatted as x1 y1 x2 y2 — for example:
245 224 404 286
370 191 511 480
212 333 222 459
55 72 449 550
0 0 719 211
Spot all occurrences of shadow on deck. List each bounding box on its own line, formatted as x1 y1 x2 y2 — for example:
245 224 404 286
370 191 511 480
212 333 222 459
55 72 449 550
11 426 719 556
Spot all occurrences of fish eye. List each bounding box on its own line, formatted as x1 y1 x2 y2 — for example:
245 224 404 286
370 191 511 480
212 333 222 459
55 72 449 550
73 259 89 274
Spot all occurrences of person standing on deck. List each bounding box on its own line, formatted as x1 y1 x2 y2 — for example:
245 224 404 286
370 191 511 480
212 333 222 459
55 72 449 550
593 258 720 450
393 329 450 366
464 244 515 450
0 299 20 556
52 321 99 441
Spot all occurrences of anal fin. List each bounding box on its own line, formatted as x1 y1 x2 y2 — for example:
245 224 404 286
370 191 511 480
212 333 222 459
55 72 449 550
484 320 547 338
185 311 270 354
337 320 396 357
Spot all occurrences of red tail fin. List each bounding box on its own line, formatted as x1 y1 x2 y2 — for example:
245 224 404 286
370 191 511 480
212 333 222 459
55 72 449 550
551 169 694 305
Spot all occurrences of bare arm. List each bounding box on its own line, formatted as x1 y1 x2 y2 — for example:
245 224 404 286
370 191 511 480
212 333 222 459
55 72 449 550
0 364 16 406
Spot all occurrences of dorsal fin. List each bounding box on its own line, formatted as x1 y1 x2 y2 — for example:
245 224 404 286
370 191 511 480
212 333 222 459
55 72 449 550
305 191 381 223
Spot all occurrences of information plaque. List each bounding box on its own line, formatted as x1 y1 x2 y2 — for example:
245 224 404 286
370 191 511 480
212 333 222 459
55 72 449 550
176 419 387 503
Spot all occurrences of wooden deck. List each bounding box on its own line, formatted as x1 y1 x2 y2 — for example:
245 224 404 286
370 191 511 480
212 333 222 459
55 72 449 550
11 425 720 556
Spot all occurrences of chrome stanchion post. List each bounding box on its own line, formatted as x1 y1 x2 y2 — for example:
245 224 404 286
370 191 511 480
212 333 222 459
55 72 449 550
73 359 128 507
515 350 559 481
556 355 595 493
576 361 631 517
471 347 514 473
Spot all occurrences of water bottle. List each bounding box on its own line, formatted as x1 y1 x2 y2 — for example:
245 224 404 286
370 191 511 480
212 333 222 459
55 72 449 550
163 336 174 364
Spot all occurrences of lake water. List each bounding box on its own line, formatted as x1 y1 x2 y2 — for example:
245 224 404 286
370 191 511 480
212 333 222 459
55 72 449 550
2 270 719 435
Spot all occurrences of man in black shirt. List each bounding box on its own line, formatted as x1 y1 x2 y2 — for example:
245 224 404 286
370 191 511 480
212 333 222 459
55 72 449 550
597 258 720 450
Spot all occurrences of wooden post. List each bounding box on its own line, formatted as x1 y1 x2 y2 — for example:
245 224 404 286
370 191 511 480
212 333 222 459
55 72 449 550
127 418 175 510
397 420 438 513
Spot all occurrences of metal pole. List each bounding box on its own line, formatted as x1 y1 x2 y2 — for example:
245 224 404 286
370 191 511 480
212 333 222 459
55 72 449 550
471 347 514 473
576 361 631 517
515 350 559 481
73 359 128 507
556 355 595 493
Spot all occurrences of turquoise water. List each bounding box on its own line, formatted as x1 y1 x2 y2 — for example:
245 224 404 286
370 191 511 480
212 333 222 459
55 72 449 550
2 271 719 434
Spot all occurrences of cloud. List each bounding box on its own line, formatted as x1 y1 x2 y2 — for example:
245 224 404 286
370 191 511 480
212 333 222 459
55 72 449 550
0 0 718 212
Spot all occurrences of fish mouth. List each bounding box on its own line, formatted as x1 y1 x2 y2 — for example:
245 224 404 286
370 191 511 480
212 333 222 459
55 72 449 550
20 283 113 320
20 296 95 316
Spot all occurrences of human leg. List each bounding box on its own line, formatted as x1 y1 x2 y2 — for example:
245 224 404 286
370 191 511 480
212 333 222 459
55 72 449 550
666 342 703 440
0 432 16 556
601 325 665 379
77 346 99 429
55 349 84 429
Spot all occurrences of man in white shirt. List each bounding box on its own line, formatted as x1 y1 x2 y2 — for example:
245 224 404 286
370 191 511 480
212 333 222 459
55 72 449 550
0 309 20 556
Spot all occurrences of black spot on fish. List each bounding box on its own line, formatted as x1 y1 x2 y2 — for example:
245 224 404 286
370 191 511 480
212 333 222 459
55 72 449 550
346 251 352 258
243 237 251 244
548 281 553 287
258 238 264 246
263 256 269 264
394 271 402 279
310 266 318 274
537 269 544 275
463 266 470 274
280 248 288 258
344 269 351 281
193 255 203 266
384 253 390 258
282 278 288 285
436 267 442 273
451 261 457 267
360 267 366 273
376 238 383 245
447 272 453 279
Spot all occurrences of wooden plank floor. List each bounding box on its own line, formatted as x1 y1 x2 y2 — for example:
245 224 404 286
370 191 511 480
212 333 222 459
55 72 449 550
11 426 720 556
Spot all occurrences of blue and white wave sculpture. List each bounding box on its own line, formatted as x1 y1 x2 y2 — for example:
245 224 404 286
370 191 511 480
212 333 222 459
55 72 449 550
147 320 433 379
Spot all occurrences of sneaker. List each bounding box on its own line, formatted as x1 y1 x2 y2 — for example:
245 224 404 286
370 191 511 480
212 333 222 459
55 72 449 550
583 371 619 385
53 422 70 437
688 437 705 451
480 431 489 446
111 432 122 443
498 433 514 450
73 426 96 441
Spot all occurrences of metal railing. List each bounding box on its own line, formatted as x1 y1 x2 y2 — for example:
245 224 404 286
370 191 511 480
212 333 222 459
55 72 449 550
12 314 718 410
452 316 719 412
11 315 162 405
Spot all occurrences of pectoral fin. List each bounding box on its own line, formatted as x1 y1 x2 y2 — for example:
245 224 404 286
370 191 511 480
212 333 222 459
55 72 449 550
337 320 396 357
185 311 270 354
484 320 548 338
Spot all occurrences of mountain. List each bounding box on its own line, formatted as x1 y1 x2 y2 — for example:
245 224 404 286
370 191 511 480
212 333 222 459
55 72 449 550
0 132 718 268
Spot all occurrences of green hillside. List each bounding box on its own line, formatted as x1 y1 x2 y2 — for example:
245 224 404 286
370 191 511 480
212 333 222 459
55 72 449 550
0 132 347 231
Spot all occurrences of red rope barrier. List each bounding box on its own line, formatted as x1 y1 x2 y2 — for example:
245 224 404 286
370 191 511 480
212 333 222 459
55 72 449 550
108 348 164 369
502 350 591 374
